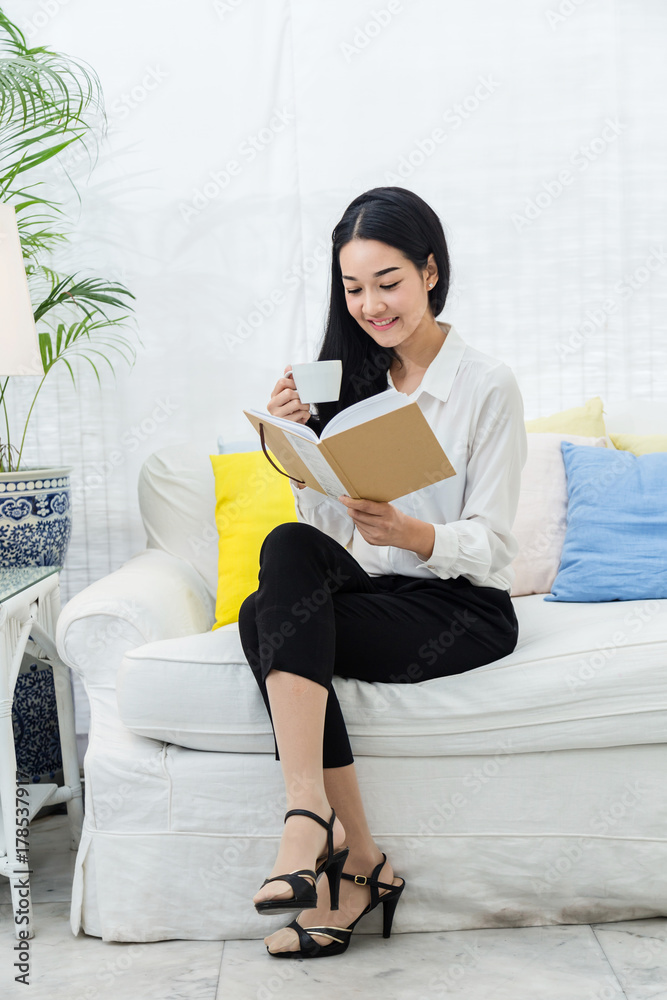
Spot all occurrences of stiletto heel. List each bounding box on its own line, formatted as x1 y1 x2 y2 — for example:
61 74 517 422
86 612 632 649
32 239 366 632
381 887 401 938
254 807 347 916
267 852 406 958
323 847 349 910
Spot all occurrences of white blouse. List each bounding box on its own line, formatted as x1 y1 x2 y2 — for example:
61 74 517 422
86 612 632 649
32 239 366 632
289 321 527 591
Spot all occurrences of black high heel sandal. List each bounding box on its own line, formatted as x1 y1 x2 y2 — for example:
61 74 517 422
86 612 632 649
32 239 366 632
254 807 349 916
266 852 405 958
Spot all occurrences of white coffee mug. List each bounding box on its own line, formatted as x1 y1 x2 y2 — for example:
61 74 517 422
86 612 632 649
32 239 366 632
290 360 342 403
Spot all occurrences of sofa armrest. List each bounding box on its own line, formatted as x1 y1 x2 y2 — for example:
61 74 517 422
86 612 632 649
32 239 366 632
56 548 215 686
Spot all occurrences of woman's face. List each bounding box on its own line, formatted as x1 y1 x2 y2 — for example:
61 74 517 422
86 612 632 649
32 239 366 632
339 238 437 348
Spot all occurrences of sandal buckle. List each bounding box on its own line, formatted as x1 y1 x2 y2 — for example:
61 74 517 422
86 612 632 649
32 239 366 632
354 875 368 885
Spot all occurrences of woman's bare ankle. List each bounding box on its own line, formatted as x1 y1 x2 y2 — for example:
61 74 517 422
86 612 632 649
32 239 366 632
285 797 330 816
345 844 387 871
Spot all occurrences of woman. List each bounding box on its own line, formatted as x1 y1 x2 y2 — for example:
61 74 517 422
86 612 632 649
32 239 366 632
238 186 527 959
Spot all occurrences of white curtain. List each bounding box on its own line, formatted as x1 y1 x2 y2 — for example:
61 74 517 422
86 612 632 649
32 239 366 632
4 0 666 730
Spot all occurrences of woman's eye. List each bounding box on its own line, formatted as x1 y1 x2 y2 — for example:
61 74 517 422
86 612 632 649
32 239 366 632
346 282 399 295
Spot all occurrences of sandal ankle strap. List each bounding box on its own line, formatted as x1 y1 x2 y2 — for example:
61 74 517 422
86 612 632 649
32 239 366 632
283 807 336 861
284 808 335 830
341 872 397 892
340 852 396 899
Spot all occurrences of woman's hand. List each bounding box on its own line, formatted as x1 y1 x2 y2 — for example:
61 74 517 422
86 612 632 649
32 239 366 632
338 496 435 560
268 365 311 424
268 365 311 490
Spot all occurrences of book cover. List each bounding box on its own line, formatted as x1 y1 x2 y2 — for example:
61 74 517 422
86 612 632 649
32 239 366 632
243 399 455 502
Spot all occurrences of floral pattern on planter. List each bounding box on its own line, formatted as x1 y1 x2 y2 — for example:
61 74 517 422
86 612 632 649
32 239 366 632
13 659 63 783
0 470 72 568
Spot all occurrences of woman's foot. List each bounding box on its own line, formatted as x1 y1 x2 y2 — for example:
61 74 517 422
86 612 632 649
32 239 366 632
252 801 346 907
263 849 396 953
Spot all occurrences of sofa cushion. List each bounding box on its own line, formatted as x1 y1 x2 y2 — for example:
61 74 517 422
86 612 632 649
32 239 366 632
209 451 297 629
610 433 667 455
510 432 606 597
116 594 667 758
525 396 606 436
547 444 667 602
138 441 219 601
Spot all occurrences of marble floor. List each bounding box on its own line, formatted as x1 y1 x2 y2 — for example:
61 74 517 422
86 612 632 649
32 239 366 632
1 812 666 1000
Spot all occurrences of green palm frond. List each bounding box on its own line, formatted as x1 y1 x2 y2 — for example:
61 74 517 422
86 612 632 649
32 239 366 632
0 11 104 202
0 10 139 473
14 197 68 260
31 267 137 324
38 316 140 384
0 13 103 131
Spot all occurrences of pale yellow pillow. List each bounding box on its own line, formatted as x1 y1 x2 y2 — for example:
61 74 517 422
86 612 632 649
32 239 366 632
209 452 298 629
609 434 667 456
525 396 606 436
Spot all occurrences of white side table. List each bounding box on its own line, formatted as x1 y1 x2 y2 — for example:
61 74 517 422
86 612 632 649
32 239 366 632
0 566 83 940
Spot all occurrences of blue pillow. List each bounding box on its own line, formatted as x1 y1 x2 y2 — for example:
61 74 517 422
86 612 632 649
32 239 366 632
217 436 257 454
546 442 667 602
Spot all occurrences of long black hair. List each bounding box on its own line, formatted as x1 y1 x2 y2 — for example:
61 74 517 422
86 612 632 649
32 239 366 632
308 186 451 433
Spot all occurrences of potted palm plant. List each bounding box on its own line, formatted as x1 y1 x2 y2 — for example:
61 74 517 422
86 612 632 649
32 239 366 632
0 10 139 567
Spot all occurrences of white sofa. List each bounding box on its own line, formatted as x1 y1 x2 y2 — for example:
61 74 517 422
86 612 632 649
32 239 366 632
55 401 667 942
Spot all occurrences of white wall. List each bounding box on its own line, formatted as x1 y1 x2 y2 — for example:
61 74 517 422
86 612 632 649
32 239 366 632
3 0 667 728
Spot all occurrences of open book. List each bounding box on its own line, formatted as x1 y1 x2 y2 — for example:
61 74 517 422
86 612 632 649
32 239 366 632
243 388 456 502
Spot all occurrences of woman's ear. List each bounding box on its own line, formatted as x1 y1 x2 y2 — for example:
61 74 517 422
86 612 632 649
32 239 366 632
424 252 438 289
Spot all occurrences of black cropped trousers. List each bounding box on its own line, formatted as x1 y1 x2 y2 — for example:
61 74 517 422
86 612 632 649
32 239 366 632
238 522 519 769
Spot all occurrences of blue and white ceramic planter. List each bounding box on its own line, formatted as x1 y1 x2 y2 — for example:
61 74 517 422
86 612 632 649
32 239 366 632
0 466 73 568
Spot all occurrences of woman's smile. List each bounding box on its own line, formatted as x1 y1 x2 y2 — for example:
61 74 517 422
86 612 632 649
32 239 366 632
367 316 399 330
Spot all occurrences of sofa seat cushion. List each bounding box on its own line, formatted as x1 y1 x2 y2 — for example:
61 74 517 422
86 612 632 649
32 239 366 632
116 594 667 757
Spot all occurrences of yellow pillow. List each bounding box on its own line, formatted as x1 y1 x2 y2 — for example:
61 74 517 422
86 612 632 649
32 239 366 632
610 433 667 455
209 452 298 629
525 396 606 436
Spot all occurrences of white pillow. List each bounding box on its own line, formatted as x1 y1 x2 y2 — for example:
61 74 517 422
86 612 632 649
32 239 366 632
511 433 607 597
138 442 219 601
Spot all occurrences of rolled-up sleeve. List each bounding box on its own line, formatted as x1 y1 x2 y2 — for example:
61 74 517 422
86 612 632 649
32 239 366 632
414 365 527 585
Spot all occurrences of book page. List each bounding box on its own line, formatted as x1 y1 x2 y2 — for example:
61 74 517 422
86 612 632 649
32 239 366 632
243 407 319 442
289 437 348 499
321 388 409 439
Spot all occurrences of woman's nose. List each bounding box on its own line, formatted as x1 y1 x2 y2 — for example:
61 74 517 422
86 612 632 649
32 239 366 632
363 294 385 317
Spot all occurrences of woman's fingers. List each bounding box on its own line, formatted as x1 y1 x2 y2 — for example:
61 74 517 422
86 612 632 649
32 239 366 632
283 397 309 417
270 375 296 399
268 389 310 421
279 388 307 412
268 385 302 408
267 366 309 423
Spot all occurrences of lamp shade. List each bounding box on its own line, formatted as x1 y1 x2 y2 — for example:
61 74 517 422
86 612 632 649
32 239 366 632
0 203 44 376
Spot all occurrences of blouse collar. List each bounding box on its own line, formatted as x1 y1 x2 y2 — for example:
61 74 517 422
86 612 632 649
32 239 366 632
386 321 467 403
